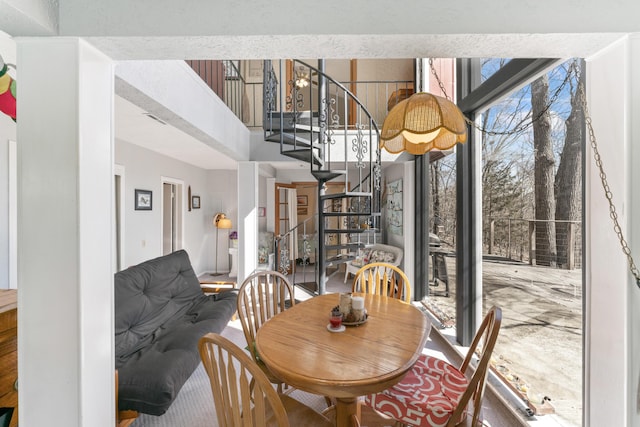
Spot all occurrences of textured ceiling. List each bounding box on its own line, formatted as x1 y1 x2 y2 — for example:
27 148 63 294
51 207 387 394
2 1 636 171
114 96 238 170
87 33 627 62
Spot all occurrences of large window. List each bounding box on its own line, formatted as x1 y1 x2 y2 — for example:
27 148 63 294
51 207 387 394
425 58 584 426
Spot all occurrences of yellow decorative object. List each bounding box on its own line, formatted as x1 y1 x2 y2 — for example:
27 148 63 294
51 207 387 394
380 92 467 155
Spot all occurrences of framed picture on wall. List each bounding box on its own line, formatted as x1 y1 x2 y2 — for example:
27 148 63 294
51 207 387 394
297 195 308 206
134 189 152 211
297 207 308 215
192 196 201 209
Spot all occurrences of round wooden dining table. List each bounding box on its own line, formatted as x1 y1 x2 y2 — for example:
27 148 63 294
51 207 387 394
255 293 430 427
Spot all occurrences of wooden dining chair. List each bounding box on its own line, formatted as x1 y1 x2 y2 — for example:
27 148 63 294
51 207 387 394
352 262 412 303
237 270 295 393
199 333 334 427
360 306 502 427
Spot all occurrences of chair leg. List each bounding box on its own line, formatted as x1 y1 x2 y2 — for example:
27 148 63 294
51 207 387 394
321 404 336 422
324 396 334 408
358 402 402 427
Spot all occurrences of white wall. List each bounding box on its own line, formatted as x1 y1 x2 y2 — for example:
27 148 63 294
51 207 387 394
381 162 415 288
206 169 238 273
276 168 316 183
585 35 640 426
383 163 406 249
630 35 640 427
258 174 267 231
115 139 221 272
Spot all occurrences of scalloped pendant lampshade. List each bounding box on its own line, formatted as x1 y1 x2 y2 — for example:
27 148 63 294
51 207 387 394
380 92 467 155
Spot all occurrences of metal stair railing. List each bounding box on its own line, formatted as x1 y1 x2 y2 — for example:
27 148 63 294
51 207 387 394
264 59 383 295
263 59 381 190
274 215 319 294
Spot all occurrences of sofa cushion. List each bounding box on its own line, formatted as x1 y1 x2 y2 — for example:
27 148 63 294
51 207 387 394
116 290 237 415
365 354 469 427
367 249 396 263
115 250 204 362
114 250 238 415
361 244 403 266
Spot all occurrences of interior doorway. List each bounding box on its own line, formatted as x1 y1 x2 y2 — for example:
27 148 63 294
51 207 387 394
274 183 296 238
161 178 184 255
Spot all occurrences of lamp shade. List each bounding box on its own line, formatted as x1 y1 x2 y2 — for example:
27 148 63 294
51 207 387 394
217 218 232 229
380 92 467 155
214 213 232 229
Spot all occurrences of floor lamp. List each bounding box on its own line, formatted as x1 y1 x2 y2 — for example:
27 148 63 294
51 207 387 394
212 213 232 276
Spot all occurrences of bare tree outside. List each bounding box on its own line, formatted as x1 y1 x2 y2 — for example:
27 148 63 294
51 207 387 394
532 74 557 267
427 58 584 426
555 62 584 268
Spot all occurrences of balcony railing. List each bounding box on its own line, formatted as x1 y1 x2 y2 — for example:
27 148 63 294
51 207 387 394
485 218 582 269
186 59 413 130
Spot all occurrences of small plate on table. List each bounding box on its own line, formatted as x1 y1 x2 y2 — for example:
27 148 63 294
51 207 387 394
327 324 346 333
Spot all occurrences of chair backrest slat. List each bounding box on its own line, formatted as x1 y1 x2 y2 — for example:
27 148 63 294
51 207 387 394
352 262 411 303
237 271 295 363
448 306 502 427
199 333 291 427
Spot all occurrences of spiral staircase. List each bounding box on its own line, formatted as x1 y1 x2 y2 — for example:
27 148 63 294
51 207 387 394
264 59 382 294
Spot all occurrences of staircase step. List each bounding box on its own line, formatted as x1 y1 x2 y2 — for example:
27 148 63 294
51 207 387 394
265 131 317 146
324 254 355 267
265 111 319 131
312 170 346 182
292 123 320 132
321 191 372 200
295 281 319 295
322 212 373 217
324 243 365 251
282 149 323 166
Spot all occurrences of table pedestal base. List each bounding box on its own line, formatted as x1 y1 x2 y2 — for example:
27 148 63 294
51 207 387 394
335 397 359 427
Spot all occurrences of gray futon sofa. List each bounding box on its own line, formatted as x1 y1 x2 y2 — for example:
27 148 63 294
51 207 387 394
115 249 237 415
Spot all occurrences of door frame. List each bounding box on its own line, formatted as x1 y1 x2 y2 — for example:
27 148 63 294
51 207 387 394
113 164 125 272
161 177 184 254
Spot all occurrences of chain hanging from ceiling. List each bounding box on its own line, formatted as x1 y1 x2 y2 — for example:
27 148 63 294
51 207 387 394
578 82 640 287
429 57 640 287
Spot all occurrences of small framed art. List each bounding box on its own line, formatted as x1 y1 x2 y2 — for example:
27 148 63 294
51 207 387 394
192 195 201 209
135 189 152 210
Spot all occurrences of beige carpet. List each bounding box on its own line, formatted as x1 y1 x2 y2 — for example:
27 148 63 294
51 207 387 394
131 319 328 427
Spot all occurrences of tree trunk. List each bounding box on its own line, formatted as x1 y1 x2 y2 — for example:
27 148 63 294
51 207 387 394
555 72 583 268
531 75 557 267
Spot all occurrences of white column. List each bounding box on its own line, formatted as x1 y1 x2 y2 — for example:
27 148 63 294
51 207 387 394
629 34 640 427
238 162 258 281
585 35 640 426
266 177 276 233
17 38 114 427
